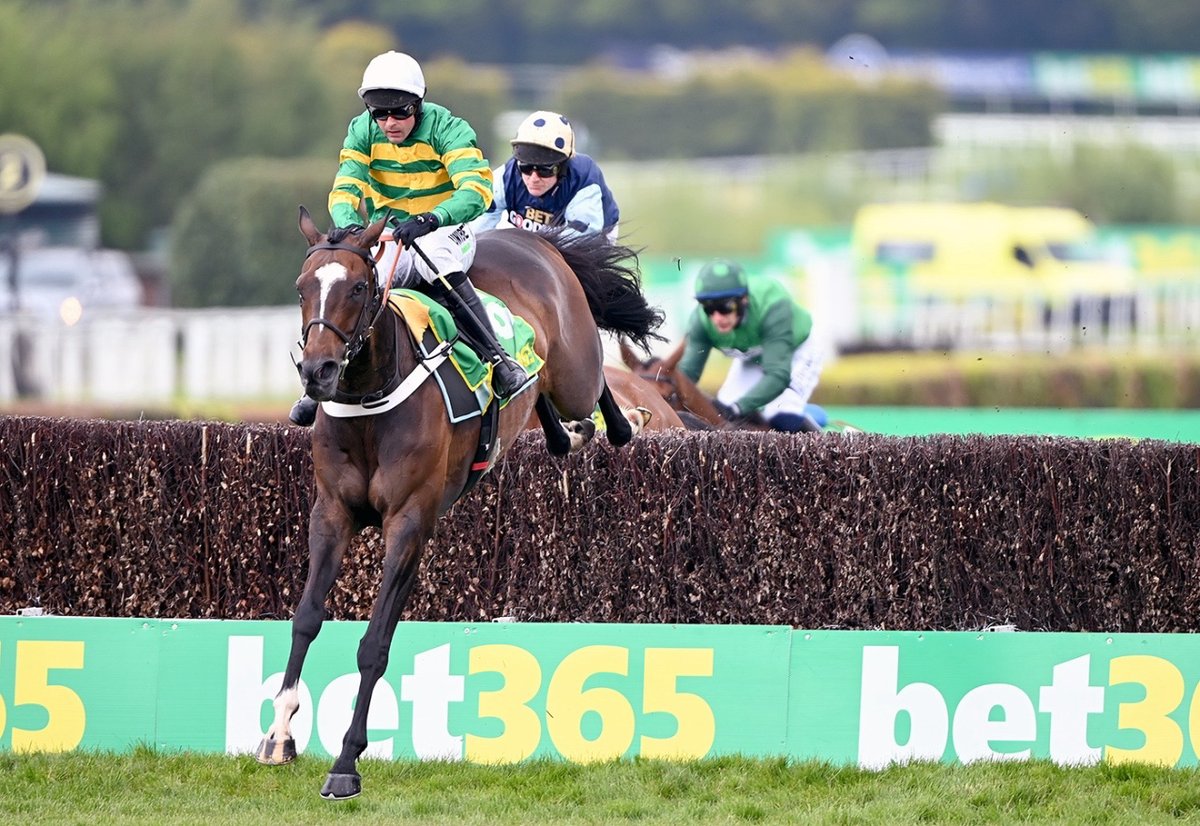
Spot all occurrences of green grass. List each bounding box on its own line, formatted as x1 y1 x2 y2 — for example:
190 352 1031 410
4 749 1200 825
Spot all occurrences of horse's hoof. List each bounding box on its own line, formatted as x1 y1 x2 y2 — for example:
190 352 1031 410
320 772 362 801
254 735 297 765
624 406 653 433
605 414 633 447
563 418 598 452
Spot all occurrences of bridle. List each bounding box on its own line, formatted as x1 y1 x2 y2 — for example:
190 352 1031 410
637 359 682 410
637 357 736 427
297 240 388 373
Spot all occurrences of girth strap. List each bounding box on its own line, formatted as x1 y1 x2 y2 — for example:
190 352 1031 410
456 392 501 503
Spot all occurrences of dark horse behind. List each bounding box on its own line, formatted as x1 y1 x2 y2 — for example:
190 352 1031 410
255 210 663 799
618 338 852 433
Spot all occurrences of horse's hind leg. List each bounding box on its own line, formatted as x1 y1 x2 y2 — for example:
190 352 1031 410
536 394 581 455
255 498 352 766
597 383 634 446
536 394 596 453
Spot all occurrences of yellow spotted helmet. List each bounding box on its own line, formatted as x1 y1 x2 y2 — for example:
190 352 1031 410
511 110 576 166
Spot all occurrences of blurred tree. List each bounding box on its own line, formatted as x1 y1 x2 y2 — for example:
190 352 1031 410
170 157 331 307
108 2 248 248
251 0 1200 60
1055 144 1178 225
423 58 512 161
944 144 1180 225
313 21 394 137
8 0 1200 285
0 1 121 178
557 49 939 159
1108 0 1200 53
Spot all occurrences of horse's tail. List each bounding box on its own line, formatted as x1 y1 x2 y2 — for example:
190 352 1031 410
540 228 665 351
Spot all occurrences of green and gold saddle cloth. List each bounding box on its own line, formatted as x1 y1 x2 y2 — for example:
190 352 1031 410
387 288 544 422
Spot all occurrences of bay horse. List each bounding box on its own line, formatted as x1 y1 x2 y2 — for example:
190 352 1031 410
255 210 662 799
601 363 687 431
620 339 852 433
618 338 767 431
523 363 687 434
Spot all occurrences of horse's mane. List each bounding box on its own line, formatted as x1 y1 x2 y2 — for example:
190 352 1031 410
677 410 717 431
327 226 360 244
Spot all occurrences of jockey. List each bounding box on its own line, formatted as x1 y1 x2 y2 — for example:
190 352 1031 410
679 259 827 433
471 111 620 242
290 50 527 426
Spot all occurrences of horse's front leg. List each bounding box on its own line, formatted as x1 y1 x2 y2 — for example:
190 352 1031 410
255 495 353 765
321 500 437 800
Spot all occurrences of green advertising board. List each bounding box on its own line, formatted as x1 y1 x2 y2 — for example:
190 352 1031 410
2 617 1199 769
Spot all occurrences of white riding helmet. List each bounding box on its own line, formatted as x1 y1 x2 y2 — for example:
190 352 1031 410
511 110 576 166
358 51 426 100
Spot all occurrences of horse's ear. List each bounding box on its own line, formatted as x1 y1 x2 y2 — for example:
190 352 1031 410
662 337 687 371
617 337 644 370
298 206 322 246
360 216 388 249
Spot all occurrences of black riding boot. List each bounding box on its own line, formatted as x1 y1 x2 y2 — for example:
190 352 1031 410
442 272 528 398
289 395 318 426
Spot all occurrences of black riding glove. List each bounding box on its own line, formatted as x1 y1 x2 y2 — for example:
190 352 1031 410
391 212 440 246
713 399 743 421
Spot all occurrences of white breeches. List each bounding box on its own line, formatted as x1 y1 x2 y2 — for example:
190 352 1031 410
716 332 826 420
374 223 477 287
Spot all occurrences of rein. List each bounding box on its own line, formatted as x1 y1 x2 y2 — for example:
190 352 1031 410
638 361 682 409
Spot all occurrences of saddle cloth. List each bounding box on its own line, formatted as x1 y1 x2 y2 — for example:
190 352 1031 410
387 288 544 422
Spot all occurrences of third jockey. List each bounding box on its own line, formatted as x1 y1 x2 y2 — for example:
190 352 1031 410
471 110 620 243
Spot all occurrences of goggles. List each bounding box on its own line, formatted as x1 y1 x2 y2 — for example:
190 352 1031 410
700 298 740 316
518 162 560 178
368 101 419 121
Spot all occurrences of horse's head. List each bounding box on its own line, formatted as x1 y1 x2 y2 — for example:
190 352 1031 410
619 337 682 410
294 206 389 402
619 336 762 430
619 337 720 426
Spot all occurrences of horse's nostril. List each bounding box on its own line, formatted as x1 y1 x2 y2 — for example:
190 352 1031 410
316 361 340 383
299 359 342 399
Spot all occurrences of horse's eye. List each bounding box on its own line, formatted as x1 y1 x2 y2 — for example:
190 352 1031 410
352 282 367 296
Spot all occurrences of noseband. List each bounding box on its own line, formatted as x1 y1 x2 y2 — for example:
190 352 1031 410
299 241 385 370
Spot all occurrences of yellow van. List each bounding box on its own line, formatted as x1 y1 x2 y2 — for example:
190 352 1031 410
851 202 1135 303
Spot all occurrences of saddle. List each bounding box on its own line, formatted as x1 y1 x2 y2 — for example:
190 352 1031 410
387 288 544 419
368 288 546 500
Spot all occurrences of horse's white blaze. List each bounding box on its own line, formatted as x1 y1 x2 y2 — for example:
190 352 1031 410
267 685 301 740
314 262 349 329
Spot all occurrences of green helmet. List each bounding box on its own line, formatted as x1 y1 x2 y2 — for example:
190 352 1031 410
694 259 749 300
